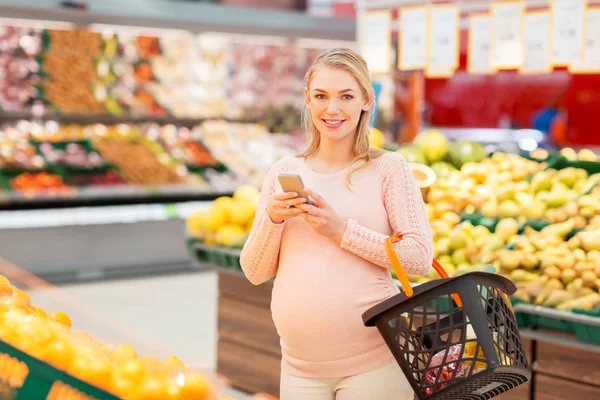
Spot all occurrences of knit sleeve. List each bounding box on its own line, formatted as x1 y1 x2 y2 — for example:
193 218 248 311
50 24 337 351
239 160 291 285
340 153 433 276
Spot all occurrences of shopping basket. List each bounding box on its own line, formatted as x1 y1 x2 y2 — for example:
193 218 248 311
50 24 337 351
362 233 531 400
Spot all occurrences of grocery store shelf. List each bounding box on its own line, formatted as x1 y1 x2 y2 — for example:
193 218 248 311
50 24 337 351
0 111 260 128
0 187 233 210
513 303 600 327
0 0 355 41
519 328 600 353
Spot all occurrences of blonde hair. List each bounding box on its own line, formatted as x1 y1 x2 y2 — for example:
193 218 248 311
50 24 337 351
299 48 386 187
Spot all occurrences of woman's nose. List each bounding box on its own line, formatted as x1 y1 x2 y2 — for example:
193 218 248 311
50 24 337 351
326 100 340 114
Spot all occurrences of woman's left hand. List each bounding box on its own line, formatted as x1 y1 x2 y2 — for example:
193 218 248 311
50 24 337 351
296 188 347 244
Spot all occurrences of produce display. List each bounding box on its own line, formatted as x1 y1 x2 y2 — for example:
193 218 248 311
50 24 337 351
0 120 300 198
0 274 219 399
187 184 260 247
199 120 298 187
499 224 600 311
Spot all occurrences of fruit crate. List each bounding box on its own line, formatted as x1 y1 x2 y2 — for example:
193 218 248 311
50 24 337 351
0 339 119 400
520 150 561 165
187 238 242 270
549 156 600 175
511 297 577 333
511 300 600 345
572 306 600 345
459 212 549 233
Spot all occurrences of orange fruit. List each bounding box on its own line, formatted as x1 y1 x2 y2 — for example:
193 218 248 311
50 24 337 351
0 276 13 296
12 288 31 307
110 343 138 365
181 372 211 400
164 355 185 376
49 311 71 327
133 377 169 400
140 356 168 378
110 374 138 398
86 358 113 390
117 358 146 384
68 355 92 380
0 325 18 346
1 296 31 314
166 381 183 399
0 308 28 330
46 337 74 371
30 306 47 318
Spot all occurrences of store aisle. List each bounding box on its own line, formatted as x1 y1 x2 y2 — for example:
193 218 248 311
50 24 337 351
28 270 255 400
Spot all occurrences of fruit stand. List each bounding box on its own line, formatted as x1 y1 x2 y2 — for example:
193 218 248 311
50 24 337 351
0 258 226 400
186 130 600 399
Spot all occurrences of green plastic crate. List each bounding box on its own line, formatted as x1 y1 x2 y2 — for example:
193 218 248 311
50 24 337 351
509 297 576 333
0 339 119 400
572 307 600 345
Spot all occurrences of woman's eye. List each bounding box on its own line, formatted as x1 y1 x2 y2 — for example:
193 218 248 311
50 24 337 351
315 94 326 100
342 95 353 100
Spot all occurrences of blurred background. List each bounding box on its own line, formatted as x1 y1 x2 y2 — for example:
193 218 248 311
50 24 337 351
0 1 599 399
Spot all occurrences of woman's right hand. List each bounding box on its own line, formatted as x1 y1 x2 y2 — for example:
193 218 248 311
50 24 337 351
266 192 307 224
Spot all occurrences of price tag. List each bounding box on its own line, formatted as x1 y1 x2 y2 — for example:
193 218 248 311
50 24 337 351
551 0 587 65
521 11 552 74
468 14 495 74
360 10 392 74
427 5 460 77
569 7 600 73
399 7 429 70
491 1 525 69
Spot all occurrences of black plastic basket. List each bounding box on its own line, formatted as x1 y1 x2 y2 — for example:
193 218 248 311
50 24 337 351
362 233 530 400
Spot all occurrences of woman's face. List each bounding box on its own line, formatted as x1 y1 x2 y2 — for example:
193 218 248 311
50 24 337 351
305 66 371 144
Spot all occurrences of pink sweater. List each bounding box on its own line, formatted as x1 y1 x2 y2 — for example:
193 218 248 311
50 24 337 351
240 152 433 378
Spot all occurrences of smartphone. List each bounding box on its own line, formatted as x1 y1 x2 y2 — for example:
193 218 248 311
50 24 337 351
277 174 311 204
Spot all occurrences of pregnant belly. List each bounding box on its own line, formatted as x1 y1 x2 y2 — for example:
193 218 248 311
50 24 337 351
270 273 396 363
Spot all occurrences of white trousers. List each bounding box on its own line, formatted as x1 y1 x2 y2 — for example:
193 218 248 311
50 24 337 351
280 362 415 400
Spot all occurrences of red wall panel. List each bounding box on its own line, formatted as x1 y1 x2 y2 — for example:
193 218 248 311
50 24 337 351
424 29 600 146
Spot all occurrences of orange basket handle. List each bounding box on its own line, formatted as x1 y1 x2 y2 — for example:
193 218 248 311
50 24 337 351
385 233 463 307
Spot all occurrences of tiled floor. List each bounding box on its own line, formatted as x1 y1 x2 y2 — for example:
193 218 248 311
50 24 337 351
28 270 255 400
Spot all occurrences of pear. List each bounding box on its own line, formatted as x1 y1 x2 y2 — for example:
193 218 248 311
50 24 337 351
452 248 468 265
498 200 520 218
572 248 587 261
568 235 582 250
546 190 569 208
495 218 519 241
521 253 539 270
587 250 600 261
531 172 552 193
560 147 578 161
530 148 549 159
497 249 522 271
544 265 561 280
540 219 576 239
496 184 516 202
481 200 499 218
578 148 598 161
542 290 575 308
435 237 451 256
581 271 598 288
566 278 584 293
556 167 579 187
449 231 469 251
561 269 577 284
579 231 600 252
556 293 600 312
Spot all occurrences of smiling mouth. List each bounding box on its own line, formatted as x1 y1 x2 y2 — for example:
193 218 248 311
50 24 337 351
322 119 346 127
